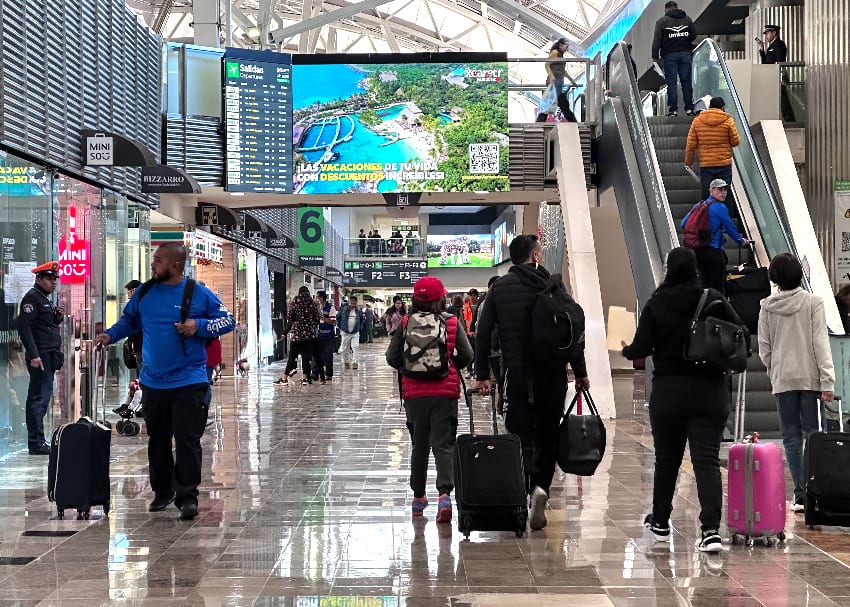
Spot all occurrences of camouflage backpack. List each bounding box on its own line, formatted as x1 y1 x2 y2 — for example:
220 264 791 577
401 312 450 380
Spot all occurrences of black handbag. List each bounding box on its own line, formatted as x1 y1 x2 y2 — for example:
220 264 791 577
683 289 748 372
556 389 606 476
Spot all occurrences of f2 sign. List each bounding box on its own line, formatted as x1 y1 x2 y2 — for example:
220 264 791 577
59 206 90 284
86 133 114 166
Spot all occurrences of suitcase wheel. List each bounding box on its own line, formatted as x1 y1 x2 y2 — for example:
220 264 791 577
516 513 527 537
57 509 64 520
776 532 786 543
116 420 127 434
124 421 141 436
460 514 473 539
77 508 90 520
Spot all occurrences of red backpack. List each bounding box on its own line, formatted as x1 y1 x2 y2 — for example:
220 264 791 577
682 200 714 249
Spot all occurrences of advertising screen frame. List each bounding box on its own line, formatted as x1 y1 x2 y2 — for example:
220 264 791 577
426 234 493 268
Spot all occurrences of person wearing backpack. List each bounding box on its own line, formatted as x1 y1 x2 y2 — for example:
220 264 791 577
474 235 589 531
386 276 473 523
680 179 749 294
621 247 748 552
96 243 236 520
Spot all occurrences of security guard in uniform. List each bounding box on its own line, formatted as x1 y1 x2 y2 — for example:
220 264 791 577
18 261 64 455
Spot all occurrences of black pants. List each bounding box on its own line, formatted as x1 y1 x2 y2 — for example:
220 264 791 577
141 382 208 507
285 339 319 379
316 338 335 378
404 397 459 497
25 350 60 448
649 375 728 531
503 365 567 495
695 247 727 295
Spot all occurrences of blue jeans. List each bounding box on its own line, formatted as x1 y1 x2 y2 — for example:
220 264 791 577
662 51 693 112
25 353 58 448
775 391 823 502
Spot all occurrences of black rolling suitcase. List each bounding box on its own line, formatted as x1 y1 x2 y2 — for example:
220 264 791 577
805 398 850 527
47 345 112 519
725 245 770 333
454 385 528 539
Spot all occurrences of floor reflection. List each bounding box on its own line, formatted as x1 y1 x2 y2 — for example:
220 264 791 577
0 343 845 606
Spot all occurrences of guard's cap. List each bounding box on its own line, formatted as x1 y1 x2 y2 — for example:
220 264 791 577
32 261 60 277
763 24 780 33
414 276 447 302
709 178 729 189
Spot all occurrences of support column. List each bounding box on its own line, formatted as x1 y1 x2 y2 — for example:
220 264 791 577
805 0 850 283
193 0 221 47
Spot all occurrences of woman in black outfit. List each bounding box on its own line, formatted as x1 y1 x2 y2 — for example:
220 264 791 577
621 247 748 553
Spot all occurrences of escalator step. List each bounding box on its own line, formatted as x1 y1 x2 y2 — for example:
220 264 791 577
647 123 693 138
656 149 688 163
651 135 689 151
661 176 702 192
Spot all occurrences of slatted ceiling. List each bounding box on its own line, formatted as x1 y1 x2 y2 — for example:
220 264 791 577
184 117 224 186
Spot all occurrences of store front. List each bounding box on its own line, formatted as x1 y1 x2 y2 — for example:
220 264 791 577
0 150 151 458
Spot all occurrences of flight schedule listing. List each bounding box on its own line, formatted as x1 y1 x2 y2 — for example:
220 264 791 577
224 53 293 193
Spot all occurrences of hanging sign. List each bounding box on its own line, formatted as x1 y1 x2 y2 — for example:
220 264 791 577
297 207 324 266
58 206 90 284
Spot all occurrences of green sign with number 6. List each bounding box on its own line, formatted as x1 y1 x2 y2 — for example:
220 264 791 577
298 207 324 266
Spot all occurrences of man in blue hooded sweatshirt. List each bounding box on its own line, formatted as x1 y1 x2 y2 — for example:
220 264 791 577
97 243 235 520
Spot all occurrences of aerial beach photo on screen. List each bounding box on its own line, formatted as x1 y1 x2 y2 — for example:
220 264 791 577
291 55 509 195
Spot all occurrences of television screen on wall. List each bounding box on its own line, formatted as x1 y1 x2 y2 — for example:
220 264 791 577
291 52 509 195
426 234 493 268
492 210 516 265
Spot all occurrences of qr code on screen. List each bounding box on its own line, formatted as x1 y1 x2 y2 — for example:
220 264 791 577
843 232 850 253
469 143 500 174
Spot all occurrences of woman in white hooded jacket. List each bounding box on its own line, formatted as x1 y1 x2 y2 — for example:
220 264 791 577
758 253 834 512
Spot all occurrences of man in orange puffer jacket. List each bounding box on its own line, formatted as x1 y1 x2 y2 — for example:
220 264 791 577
685 96 740 202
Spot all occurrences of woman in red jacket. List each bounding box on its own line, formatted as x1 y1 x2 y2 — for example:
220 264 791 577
386 276 473 523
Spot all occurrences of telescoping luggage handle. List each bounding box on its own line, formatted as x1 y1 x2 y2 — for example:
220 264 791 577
817 395 844 432
733 370 747 443
94 343 108 424
461 375 499 435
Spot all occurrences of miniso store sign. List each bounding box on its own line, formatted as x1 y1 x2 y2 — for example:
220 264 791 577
85 133 113 165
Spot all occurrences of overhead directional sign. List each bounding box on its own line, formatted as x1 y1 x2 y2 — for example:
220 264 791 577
343 259 427 287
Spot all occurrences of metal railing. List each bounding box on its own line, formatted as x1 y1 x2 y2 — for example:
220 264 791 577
506 55 602 124
344 237 425 258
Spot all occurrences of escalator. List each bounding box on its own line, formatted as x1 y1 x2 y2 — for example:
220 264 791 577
598 40 839 437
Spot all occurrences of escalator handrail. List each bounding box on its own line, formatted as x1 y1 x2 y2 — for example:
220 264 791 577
606 41 679 255
691 38 809 292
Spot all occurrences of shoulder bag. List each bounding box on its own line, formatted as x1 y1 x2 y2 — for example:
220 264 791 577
556 389 607 476
683 289 748 372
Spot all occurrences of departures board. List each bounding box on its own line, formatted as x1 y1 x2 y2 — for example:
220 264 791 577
343 260 428 287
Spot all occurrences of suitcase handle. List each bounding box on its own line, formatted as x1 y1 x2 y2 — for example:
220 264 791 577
462 378 499 435
819 396 843 432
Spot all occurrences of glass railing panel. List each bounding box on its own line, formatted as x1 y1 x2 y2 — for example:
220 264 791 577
606 41 677 257
343 237 426 258
691 40 795 264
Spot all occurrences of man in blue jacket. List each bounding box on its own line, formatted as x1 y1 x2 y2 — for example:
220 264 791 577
336 296 362 370
681 179 749 294
96 243 235 520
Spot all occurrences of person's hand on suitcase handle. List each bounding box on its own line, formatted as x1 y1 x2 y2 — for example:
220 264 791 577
95 333 112 348
822 390 835 402
476 379 491 396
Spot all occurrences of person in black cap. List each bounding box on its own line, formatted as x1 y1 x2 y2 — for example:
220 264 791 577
17 261 64 455
652 1 696 116
757 25 787 64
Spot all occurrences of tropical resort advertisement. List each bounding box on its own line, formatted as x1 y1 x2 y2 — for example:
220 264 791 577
426 234 493 268
291 57 509 195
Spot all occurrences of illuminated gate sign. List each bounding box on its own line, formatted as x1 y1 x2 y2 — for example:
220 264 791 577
59 206 90 284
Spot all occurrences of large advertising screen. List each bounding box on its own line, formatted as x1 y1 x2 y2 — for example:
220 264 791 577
426 235 492 268
291 52 509 195
223 49 293 193
492 209 516 265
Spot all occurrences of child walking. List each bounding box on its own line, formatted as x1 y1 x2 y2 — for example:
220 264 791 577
386 277 473 523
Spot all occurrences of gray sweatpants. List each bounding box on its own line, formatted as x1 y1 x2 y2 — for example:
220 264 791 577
404 396 459 497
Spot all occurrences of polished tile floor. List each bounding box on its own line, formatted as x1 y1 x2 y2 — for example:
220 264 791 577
0 341 849 606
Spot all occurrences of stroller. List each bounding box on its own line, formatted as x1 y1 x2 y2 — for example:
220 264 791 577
112 379 143 436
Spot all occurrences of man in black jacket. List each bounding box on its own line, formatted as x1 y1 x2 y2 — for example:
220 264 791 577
18 261 64 455
475 235 590 531
757 24 787 64
652 1 696 116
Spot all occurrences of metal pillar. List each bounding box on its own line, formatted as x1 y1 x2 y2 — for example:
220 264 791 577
193 0 221 48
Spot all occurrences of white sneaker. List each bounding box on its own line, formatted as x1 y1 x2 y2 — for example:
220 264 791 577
791 499 805 513
697 529 723 553
529 486 548 530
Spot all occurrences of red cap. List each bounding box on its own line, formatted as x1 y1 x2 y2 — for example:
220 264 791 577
413 276 447 302
32 261 60 276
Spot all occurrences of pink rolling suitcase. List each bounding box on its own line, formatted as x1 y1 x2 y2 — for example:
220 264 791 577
726 372 787 545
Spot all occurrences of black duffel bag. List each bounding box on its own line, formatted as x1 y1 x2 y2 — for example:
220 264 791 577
684 289 749 372
557 389 607 476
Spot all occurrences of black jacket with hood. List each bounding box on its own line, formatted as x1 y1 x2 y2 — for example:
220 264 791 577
622 249 748 377
475 263 587 377
652 8 695 59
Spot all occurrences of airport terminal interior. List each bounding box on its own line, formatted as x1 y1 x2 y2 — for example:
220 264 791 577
0 0 849 604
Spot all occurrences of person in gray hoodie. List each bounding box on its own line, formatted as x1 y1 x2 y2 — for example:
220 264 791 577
758 253 835 512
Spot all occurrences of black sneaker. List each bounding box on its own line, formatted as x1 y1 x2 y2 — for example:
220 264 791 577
179 501 199 520
28 443 50 455
666 110 678 117
112 404 130 415
643 514 670 542
697 529 723 553
149 493 176 512
685 109 695 116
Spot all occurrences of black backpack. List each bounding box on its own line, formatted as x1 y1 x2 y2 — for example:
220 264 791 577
530 275 585 365
135 278 213 352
